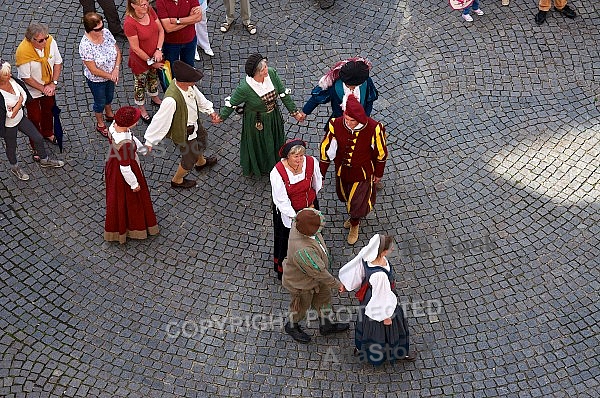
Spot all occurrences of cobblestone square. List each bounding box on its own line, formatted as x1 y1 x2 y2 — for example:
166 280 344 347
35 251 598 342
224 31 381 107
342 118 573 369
1 0 599 397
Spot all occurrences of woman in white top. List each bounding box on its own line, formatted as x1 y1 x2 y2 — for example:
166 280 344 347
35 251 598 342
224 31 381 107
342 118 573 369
269 139 322 280
339 234 416 365
0 60 64 181
79 12 122 137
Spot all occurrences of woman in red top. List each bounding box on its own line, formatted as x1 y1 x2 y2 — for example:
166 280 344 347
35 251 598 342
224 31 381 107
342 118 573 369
124 0 165 123
269 139 323 280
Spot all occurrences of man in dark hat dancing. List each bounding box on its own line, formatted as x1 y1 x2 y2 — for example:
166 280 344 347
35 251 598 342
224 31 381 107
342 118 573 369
282 208 349 343
302 57 378 128
144 60 219 189
319 95 388 245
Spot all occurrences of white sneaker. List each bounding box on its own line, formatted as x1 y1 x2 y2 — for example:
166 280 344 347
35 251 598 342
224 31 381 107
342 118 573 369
203 48 214 57
473 9 484 16
462 13 473 22
194 48 200 61
40 158 65 168
502 0 509 5
11 166 29 181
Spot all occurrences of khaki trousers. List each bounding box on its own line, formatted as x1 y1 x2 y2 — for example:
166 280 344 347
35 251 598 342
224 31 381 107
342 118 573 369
289 285 332 323
224 0 251 26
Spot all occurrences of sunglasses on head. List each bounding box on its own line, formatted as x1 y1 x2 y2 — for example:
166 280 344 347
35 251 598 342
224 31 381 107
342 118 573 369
34 36 49 43
92 23 104 32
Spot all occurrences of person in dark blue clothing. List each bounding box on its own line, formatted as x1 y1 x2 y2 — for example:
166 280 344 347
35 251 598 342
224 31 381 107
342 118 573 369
339 234 417 365
302 57 378 129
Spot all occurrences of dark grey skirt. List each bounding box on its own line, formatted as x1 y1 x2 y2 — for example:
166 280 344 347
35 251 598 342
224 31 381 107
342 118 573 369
354 304 410 366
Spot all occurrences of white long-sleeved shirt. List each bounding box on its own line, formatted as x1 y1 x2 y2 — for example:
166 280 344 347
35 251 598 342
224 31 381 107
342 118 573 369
144 83 214 146
109 124 143 190
269 156 323 228
339 254 398 322
364 259 398 322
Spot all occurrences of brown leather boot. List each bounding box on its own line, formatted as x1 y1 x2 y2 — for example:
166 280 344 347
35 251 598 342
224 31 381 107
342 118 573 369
171 165 196 189
347 224 359 245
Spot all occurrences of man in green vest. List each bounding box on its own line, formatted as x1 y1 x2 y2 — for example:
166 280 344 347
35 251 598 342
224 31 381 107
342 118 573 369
144 61 219 189
282 208 349 343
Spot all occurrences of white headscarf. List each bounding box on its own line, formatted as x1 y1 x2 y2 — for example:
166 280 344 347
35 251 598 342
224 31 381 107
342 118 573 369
338 234 381 291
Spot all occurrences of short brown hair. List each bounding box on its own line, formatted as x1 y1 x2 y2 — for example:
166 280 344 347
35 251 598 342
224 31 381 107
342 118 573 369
82 12 103 33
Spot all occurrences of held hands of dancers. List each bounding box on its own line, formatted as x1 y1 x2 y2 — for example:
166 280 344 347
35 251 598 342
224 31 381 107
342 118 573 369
293 111 307 123
210 112 222 124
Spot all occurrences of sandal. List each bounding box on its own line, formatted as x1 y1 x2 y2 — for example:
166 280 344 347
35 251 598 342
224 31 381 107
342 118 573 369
31 148 41 162
150 99 162 108
105 115 114 124
244 23 257 35
96 124 109 137
45 136 58 145
140 113 152 124
220 20 235 33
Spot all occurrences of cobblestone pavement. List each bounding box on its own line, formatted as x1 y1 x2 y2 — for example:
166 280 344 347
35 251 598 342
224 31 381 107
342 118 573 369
1 0 599 397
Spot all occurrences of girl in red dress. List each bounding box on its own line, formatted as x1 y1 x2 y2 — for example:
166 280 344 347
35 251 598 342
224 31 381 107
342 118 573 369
104 106 159 243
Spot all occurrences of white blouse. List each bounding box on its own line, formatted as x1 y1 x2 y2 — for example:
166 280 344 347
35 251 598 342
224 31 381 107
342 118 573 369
364 259 398 322
78 30 117 82
342 83 361 106
269 156 323 228
246 74 275 97
109 125 143 190
1 79 27 127
339 256 398 322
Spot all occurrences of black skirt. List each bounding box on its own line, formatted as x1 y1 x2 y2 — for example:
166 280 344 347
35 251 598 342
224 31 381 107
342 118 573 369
272 199 320 279
272 203 289 279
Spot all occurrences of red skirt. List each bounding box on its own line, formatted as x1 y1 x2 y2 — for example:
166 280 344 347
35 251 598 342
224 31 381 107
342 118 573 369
104 141 159 243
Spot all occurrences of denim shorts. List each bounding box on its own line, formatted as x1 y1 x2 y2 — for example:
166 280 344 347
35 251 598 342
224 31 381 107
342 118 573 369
86 78 115 113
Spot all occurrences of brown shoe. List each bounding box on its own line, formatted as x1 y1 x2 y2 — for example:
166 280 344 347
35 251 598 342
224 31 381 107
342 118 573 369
347 224 359 245
343 219 351 229
170 178 197 189
375 181 384 190
194 156 218 171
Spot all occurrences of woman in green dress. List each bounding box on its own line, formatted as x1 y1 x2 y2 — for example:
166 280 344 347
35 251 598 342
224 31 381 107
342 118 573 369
217 53 305 176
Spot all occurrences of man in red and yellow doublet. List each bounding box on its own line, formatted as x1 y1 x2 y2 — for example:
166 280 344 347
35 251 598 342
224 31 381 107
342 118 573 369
319 94 387 245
